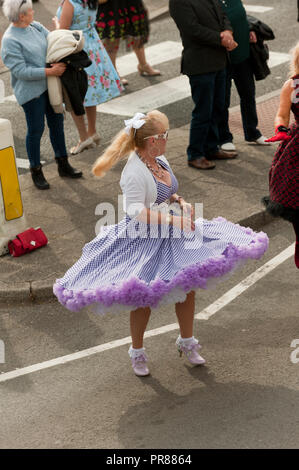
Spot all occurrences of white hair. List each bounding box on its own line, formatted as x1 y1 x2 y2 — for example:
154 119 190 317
2 0 33 23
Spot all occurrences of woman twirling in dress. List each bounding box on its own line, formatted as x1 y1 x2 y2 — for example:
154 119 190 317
263 42 299 268
54 110 268 377
54 0 123 155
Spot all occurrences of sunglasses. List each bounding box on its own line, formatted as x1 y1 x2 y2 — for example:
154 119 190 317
18 0 27 11
144 130 169 141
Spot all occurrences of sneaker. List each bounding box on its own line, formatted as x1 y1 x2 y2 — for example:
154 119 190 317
252 136 271 146
221 142 236 151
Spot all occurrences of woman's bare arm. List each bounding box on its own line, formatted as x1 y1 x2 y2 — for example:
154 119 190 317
274 79 293 128
53 0 74 30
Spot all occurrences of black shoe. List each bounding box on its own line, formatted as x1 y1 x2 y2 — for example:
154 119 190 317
30 165 50 190
55 156 83 178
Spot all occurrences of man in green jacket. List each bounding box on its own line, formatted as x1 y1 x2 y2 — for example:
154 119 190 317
218 0 269 151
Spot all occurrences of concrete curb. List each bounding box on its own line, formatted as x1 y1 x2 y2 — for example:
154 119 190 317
0 209 273 303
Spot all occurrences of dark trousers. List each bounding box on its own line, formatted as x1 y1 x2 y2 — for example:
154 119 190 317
187 69 226 161
219 58 262 144
22 91 67 168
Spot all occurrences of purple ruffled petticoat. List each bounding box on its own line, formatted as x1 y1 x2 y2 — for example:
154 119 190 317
53 217 269 314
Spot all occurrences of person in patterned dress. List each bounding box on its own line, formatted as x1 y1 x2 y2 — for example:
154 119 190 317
96 0 160 86
263 42 299 268
54 0 124 154
54 110 268 377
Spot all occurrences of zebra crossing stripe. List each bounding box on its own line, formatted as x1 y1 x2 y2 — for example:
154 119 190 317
98 51 291 116
117 40 182 77
244 5 273 13
16 158 45 169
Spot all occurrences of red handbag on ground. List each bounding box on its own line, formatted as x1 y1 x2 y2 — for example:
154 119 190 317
8 227 48 257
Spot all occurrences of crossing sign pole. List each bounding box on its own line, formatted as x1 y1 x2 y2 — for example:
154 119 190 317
0 118 27 255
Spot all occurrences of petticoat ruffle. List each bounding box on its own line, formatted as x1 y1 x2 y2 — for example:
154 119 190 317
53 218 269 314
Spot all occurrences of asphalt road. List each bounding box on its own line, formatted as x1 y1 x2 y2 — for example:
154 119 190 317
0 218 298 449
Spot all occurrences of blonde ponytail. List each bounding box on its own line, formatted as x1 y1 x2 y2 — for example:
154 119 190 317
92 128 135 177
92 110 169 178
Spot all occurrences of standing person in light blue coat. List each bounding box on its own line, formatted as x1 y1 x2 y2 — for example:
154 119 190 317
1 0 83 190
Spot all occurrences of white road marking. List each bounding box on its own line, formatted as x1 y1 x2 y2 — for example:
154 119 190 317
98 51 291 116
3 94 17 103
0 243 294 384
117 40 182 77
195 244 295 320
268 52 291 69
97 75 190 116
244 5 273 13
16 158 45 169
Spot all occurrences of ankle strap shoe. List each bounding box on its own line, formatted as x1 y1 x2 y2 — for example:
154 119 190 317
176 338 206 366
130 352 150 376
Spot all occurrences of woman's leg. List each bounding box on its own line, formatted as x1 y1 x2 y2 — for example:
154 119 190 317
103 38 120 69
21 93 46 168
133 44 161 76
130 307 151 349
85 105 97 138
45 92 68 158
70 111 89 142
175 290 195 338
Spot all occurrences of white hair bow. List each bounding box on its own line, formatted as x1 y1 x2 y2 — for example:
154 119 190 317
124 113 146 135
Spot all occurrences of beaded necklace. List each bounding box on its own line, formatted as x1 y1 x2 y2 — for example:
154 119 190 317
136 151 166 179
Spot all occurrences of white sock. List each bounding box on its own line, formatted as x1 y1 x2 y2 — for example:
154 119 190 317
128 345 145 358
177 335 198 346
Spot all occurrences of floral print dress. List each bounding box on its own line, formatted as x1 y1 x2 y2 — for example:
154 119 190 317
57 0 123 107
96 0 149 49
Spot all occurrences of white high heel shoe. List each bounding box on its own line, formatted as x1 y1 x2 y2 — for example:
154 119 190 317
90 133 101 146
70 137 95 155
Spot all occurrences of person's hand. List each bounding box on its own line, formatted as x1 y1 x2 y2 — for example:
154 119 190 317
46 63 67 77
172 215 195 232
52 16 59 29
179 199 194 219
249 31 257 43
265 126 292 143
220 31 238 51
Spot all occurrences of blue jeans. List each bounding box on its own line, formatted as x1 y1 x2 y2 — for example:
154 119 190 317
187 69 226 161
219 58 262 144
22 91 67 168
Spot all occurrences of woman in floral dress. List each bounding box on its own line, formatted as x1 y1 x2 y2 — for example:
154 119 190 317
54 0 124 154
96 0 160 85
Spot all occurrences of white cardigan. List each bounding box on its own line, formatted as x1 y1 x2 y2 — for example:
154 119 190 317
120 152 171 218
